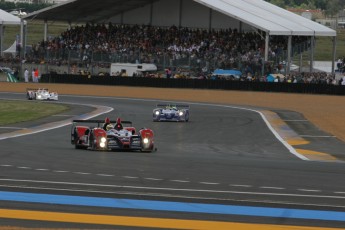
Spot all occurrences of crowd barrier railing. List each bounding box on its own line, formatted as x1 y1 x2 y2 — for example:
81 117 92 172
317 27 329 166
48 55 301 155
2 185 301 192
40 74 345 96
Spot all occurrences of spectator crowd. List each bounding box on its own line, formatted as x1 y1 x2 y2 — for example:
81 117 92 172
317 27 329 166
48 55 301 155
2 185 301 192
1 22 343 85
28 22 306 75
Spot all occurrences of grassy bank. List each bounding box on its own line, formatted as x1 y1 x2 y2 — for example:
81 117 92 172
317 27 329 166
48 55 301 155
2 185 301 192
0 100 69 125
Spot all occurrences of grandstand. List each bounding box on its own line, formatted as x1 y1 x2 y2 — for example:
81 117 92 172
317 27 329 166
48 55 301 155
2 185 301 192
13 0 337 78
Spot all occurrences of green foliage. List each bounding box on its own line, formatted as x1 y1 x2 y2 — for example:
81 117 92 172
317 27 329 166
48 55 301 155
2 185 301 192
325 0 341 17
265 0 344 10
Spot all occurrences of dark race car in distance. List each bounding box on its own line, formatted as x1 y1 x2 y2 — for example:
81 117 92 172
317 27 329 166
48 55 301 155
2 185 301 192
71 119 155 152
153 104 190 122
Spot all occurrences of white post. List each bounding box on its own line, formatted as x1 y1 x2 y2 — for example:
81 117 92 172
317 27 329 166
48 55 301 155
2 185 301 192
310 36 315 73
0 24 3 57
287 35 292 75
265 33 269 61
44 20 48 42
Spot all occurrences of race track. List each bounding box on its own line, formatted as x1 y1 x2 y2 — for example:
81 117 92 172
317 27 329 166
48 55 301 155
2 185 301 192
0 92 345 229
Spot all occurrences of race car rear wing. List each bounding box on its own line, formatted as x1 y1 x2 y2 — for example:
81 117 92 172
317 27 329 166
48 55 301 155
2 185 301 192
156 104 190 109
26 88 49 91
72 119 133 127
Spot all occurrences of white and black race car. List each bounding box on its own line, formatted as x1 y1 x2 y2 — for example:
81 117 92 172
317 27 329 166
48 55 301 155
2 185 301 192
153 104 190 122
27 88 58 101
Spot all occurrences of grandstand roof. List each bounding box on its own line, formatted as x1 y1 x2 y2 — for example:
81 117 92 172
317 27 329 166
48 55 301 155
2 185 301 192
196 0 335 36
0 8 21 25
22 0 336 37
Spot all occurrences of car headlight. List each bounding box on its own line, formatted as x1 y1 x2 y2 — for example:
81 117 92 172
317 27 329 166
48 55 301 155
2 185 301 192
155 111 160 115
99 142 106 148
101 137 107 143
143 138 149 144
179 111 184 116
37 95 42 98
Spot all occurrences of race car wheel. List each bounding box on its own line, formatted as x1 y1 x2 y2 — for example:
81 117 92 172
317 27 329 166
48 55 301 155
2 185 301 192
89 133 97 151
140 148 153 153
73 130 81 149
185 112 189 122
140 144 154 153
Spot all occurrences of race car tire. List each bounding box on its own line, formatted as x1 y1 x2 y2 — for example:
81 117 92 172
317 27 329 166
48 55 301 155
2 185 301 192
73 128 82 149
140 144 154 153
185 112 189 122
140 149 153 153
89 133 97 151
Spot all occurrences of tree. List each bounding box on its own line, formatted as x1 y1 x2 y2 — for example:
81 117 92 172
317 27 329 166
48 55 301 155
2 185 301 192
268 0 286 8
325 0 340 18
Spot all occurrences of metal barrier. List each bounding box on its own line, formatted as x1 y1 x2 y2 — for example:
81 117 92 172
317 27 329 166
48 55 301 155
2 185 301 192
40 74 345 95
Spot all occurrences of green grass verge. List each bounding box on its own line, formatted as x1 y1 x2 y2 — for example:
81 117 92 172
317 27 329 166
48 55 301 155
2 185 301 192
0 100 69 125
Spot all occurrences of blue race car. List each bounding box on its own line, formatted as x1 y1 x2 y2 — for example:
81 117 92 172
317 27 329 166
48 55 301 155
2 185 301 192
153 104 190 122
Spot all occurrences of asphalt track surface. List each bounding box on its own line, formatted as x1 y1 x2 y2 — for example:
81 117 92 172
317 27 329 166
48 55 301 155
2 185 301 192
0 92 345 229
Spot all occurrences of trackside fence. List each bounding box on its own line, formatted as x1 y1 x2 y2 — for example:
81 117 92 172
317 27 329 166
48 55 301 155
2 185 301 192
40 74 345 96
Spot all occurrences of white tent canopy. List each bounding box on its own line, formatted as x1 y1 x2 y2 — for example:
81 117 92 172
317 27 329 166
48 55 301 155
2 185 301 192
195 0 336 36
3 40 17 57
0 9 21 56
0 8 21 25
23 0 336 37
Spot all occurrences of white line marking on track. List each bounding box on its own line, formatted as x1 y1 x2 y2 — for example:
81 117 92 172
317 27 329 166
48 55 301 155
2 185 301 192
298 189 321 192
170 180 190 183
1 183 345 209
230 184 252 188
260 186 285 190
199 182 219 185
145 178 163 181
2 165 341 196
1 179 345 201
122 176 138 179
17 166 31 169
73 172 91 175
96 174 114 177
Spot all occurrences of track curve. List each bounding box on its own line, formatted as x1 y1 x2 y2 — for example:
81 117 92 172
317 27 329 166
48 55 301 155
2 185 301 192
0 92 345 229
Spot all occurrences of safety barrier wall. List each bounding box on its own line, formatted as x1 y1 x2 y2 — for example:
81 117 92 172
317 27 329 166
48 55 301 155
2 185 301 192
40 74 345 95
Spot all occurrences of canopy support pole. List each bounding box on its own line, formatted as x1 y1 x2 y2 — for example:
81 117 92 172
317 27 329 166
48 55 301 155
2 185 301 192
44 20 48 42
20 19 25 59
178 0 182 28
310 36 315 73
287 35 292 75
0 24 3 57
264 33 269 61
299 51 303 73
208 8 213 32
332 36 336 74
149 2 153 25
